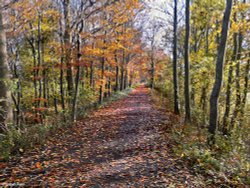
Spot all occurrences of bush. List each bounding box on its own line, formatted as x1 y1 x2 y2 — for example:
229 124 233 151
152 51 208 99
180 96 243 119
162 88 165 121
0 119 69 161
151 87 250 186
0 87 134 161
172 124 249 186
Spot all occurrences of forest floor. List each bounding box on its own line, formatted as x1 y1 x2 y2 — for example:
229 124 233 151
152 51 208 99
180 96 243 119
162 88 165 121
0 86 208 187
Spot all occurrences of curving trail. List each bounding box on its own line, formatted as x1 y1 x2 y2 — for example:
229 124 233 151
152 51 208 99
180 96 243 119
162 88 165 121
0 86 205 187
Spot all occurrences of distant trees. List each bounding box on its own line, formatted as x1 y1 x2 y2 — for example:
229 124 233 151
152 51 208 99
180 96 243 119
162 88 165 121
0 0 249 146
0 0 143 128
147 23 159 89
141 0 249 143
222 10 239 134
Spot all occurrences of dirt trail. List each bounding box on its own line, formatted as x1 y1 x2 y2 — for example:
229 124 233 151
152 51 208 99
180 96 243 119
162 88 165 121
0 86 204 187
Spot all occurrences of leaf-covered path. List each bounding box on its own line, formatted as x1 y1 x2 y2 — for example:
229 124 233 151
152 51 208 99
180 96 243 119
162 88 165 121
1 86 205 187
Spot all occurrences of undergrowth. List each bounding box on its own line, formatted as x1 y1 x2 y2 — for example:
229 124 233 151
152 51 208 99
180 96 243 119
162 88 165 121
151 88 250 186
0 88 133 161
172 125 249 186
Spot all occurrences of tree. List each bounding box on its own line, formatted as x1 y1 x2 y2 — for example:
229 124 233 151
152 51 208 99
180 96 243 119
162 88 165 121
230 0 246 128
63 0 74 99
173 0 180 114
0 10 12 132
209 0 233 143
222 9 239 134
184 0 191 122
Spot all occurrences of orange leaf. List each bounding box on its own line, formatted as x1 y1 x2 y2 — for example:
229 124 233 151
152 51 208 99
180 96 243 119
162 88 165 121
35 162 42 169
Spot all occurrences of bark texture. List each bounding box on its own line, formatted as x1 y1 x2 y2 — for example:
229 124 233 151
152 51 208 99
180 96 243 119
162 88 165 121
0 11 12 132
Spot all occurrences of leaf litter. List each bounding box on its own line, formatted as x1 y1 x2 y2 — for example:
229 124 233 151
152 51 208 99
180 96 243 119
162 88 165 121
0 86 208 187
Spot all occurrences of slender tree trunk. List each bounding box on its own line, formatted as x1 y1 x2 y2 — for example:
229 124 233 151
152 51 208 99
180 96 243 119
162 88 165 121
0 11 12 132
150 52 154 89
63 0 74 98
15 72 21 126
124 68 128 90
230 32 243 128
108 74 111 97
173 0 180 114
124 55 129 90
37 13 42 112
129 69 133 87
115 65 119 91
200 85 207 111
239 54 249 125
10 47 20 126
59 20 65 113
205 25 210 54
115 52 119 92
54 97 58 114
222 31 238 134
99 57 105 104
41 39 47 108
191 27 198 107
90 42 95 88
120 51 125 91
52 67 58 114
200 24 210 123
209 0 232 144
27 24 40 122
81 64 85 89
43 68 47 107
72 35 81 122
90 61 94 88
120 68 124 91
184 0 191 122
60 61 65 112
215 19 220 49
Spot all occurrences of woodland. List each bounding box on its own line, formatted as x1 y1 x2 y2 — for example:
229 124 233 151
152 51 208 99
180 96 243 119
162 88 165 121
0 0 249 187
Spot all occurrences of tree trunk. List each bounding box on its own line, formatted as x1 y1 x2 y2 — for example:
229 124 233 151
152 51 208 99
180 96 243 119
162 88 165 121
72 35 81 122
173 0 180 114
99 57 105 104
41 39 48 108
37 13 42 112
222 30 238 134
51 67 58 114
28 36 39 116
114 52 119 92
90 61 94 88
150 52 154 89
63 0 74 98
108 75 111 97
129 69 133 87
209 0 232 144
124 68 128 90
200 84 208 122
184 0 191 122
120 50 125 91
12 51 22 126
124 55 129 90
230 32 243 128
59 20 65 114
239 53 249 126
0 11 12 132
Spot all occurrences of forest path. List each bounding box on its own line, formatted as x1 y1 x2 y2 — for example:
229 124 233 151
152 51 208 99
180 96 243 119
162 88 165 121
0 86 204 187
